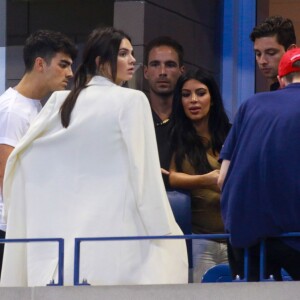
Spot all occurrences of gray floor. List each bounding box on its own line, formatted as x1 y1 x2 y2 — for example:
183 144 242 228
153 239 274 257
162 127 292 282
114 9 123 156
0 282 300 300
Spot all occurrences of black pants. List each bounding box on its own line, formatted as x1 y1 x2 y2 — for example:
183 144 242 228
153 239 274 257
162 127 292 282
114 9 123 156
0 230 5 278
228 239 300 281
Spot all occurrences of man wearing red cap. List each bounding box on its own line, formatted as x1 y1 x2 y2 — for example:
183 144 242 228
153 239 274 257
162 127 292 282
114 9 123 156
218 48 300 281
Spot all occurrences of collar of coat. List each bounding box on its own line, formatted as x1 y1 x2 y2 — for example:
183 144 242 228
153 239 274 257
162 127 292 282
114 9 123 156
87 76 115 87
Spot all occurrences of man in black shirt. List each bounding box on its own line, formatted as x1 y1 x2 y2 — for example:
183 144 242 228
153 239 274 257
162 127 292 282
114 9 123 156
144 37 184 189
250 16 297 91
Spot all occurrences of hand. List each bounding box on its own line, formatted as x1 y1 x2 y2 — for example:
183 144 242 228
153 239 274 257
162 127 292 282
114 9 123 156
161 168 170 175
206 169 220 185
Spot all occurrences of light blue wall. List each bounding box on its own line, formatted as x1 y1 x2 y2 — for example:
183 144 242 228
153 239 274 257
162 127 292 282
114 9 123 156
221 0 256 121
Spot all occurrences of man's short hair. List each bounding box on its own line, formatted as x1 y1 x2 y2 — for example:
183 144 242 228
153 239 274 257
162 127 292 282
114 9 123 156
250 15 296 50
144 36 184 66
23 29 77 72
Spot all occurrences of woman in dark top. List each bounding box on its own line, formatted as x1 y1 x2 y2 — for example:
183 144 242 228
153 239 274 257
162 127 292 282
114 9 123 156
169 68 231 282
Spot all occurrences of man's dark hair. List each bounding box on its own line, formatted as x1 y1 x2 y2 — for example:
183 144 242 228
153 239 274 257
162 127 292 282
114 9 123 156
250 16 296 50
144 36 184 66
23 29 77 72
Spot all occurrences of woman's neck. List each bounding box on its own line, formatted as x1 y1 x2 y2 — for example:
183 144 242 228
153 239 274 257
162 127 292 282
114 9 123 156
193 117 210 140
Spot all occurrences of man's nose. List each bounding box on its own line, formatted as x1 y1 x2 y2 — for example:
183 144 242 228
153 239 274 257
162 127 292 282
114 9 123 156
66 67 73 78
159 64 166 75
257 54 267 65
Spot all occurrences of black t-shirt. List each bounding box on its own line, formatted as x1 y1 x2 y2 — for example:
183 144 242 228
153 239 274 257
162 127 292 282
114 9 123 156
270 81 280 91
152 110 172 190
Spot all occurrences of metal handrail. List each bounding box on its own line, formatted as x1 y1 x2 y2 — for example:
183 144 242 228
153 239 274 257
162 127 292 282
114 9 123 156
2 233 299 286
0 238 64 286
73 232 300 285
73 233 230 285
258 232 300 282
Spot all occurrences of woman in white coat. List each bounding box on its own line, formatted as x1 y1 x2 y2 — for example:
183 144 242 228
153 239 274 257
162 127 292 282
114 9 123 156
1 27 188 287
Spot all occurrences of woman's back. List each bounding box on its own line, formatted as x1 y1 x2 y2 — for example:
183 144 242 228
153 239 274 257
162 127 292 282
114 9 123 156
2 77 188 286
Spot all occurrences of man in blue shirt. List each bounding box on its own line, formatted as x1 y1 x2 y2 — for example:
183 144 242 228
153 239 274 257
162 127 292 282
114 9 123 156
218 48 300 281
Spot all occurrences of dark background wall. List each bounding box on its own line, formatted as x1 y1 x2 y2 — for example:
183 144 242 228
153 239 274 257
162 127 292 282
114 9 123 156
6 0 114 88
7 0 114 45
114 0 222 92
4 0 300 96
5 0 222 94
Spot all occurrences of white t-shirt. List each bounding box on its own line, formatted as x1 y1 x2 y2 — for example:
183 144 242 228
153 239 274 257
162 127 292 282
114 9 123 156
0 87 42 231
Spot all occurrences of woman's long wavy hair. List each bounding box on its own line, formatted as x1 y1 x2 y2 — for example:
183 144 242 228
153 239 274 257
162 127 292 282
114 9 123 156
60 27 131 128
171 68 231 174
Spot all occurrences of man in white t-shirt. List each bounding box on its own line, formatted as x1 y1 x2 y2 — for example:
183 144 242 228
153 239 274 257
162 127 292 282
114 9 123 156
0 29 77 275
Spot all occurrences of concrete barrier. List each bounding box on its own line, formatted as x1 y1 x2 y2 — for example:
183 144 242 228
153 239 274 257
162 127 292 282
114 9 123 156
0 282 299 300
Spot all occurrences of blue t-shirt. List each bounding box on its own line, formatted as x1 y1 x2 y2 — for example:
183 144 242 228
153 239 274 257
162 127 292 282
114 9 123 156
220 83 300 250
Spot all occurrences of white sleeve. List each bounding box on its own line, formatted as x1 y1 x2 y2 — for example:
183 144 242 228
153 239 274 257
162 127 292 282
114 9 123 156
0 111 30 147
119 90 173 235
3 92 61 217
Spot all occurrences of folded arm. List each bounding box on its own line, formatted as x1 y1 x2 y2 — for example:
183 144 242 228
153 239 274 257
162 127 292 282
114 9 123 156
169 155 219 189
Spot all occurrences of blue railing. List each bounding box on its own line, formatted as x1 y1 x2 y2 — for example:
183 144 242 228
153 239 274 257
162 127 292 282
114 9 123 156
258 232 300 282
0 238 64 286
73 233 300 285
1 233 299 285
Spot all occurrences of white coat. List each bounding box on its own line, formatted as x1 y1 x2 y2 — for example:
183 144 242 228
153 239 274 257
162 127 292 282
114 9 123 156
1 76 188 287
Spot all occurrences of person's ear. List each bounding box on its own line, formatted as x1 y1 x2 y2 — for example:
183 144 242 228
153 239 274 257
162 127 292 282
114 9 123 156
34 57 46 72
287 44 297 50
277 75 286 89
180 65 185 74
144 65 149 79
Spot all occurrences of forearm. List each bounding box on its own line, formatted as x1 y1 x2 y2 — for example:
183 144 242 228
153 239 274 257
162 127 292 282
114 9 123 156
218 159 230 190
169 171 215 189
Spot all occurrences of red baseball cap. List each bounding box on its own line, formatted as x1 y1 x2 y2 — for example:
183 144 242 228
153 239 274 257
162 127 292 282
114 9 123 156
278 48 300 77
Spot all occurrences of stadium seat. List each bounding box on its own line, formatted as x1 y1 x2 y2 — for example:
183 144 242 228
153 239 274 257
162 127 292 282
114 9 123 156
281 269 293 281
201 264 233 283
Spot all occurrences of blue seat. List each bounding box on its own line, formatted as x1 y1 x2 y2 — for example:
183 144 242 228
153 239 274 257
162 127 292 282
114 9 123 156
281 269 293 281
167 190 192 268
201 265 293 283
201 264 233 283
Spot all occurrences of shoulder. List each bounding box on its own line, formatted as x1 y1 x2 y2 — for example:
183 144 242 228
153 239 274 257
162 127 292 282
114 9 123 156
0 88 18 111
0 89 39 121
0 87 16 100
46 90 70 107
116 85 147 97
50 90 70 99
115 86 149 105
238 91 274 112
244 91 270 105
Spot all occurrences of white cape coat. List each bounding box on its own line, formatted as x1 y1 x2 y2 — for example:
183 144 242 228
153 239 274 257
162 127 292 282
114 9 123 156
1 76 188 287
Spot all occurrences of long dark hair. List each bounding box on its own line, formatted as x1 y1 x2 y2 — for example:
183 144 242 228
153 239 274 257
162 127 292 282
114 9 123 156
171 68 230 174
60 27 131 128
